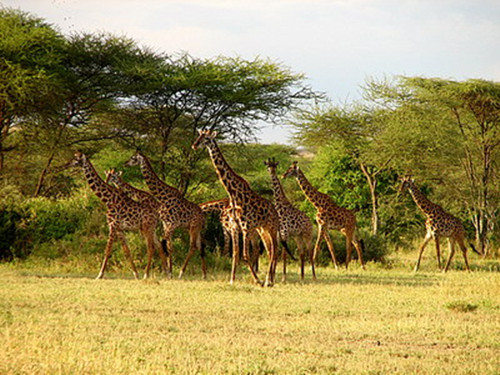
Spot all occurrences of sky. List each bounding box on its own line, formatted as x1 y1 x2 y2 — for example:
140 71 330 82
2 0 499 143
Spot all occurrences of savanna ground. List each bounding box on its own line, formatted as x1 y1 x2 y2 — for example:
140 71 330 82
0 250 499 375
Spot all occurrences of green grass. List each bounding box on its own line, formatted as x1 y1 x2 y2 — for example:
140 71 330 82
0 256 499 374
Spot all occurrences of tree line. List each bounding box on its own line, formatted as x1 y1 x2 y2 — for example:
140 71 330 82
1 7 499 262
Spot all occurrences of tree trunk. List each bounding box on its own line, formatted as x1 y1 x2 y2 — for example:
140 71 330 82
360 163 378 235
33 152 55 197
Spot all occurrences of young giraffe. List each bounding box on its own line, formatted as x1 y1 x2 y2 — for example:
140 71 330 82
104 169 169 277
282 161 365 270
125 152 207 279
399 176 471 272
192 130 279 286
264 158 315 281
199 198 261 269
69 152 160 279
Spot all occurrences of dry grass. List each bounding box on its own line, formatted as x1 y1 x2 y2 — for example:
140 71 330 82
0 258 499 374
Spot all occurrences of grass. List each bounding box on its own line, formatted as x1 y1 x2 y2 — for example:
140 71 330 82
0 254 499 374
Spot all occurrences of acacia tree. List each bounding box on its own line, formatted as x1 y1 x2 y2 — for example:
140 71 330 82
110 53 322 194
366 77 500 255
0 8 64 173
20 32 164 197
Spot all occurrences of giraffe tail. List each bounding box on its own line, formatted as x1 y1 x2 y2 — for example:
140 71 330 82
281 240 297 261
359 238 365 253
469 243 482 256
160 239 169 257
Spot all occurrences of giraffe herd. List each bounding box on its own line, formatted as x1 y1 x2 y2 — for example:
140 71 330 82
69 130 475 286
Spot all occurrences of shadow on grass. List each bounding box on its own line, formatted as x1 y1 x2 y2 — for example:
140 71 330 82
309 272 441 287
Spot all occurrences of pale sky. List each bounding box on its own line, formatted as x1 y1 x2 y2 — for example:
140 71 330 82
2 0 499 143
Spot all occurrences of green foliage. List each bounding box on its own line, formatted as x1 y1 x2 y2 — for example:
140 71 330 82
308 144 369 211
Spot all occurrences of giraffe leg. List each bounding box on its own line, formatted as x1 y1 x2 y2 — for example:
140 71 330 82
179 225 205 279
154 233 170 277
305 232 316 280
344 230 353 270
323 230 339 270
435 236 442 270
262 229 279 287
229 228 240 285
443 238 456 272
414 232 432 272
242 231 263 286
96 228 116 280
352 233 366 270
141 227 156 279
117 231 139 280
250 234 261 273
223 228 231 257
281 239 288 283
312 224 326 271
162 224 175 278
296 236 306 281
457 237 471 272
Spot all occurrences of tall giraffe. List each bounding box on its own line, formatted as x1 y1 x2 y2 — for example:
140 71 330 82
399 176 471 272
282 161 365 270
192 130 279 286
104 169 169 277
199 198 261 269
264 158 315 280
69 152 160 279
125 152 207 279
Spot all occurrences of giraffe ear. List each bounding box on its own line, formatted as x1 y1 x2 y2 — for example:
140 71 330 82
210 131 218 139
198 129 203 135
118 170 123 177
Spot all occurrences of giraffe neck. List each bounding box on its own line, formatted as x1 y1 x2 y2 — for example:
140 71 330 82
295 169 332 209
81 158 120 206
269 171 292 212
206 141 251 202
139 156 180 197
199 199 230 213
114 176 150 199
407 183 440 217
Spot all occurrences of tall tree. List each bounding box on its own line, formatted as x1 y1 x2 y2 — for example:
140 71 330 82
366 77 500 255
0 8 64 173
112 53 322 194
20 32 164 196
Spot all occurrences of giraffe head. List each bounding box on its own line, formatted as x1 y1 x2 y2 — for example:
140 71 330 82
281 161 299 179
125 152 146 167
68 151 87 168
192 129 218 150
264 157 279 174
104 169 123 185
398 175 415 194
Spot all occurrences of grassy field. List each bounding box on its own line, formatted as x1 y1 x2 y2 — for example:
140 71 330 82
0 255 499 374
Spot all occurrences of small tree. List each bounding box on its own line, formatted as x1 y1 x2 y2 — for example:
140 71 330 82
293 104 392 234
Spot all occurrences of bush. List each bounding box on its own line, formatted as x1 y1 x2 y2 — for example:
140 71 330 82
0 185 105 261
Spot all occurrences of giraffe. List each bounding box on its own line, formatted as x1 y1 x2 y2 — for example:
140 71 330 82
264 158 315 281
282 161 365 270
69 152 162 279
104 169 169 277
192 130 279 286
199 198 261 269
124 152 207 279
399 176 471 272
